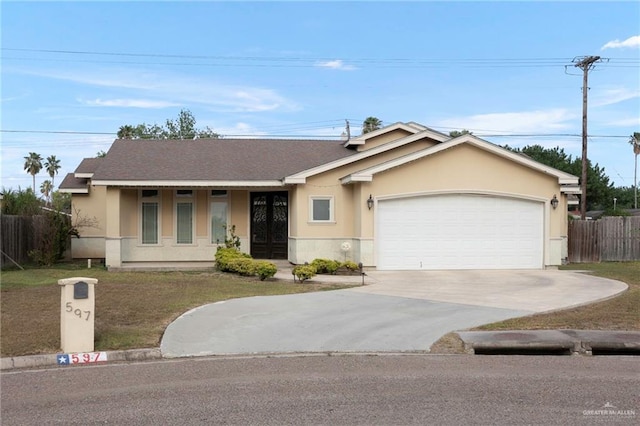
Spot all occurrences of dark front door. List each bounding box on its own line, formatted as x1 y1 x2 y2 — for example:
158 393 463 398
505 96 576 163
251 192 288 259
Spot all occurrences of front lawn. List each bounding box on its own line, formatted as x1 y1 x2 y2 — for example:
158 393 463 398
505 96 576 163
0 264 352 357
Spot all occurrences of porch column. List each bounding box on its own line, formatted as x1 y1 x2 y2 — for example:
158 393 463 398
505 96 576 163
104 188 122 268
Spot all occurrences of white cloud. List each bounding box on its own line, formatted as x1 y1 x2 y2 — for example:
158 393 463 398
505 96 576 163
601 35 640 50
80 98 181 108
436 108 577 135
315 60 356 71
591 87 640 107
18 68 298 113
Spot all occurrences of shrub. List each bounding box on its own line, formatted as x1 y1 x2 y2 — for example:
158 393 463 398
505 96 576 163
215 247 251 272
310 258 341 275
292 264 317 283
214 247 278 280
255 261 277 281
341 261 360 272
227 257 257 276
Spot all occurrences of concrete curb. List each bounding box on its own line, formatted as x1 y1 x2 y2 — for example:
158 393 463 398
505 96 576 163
1 348 162 371
457 330 640 355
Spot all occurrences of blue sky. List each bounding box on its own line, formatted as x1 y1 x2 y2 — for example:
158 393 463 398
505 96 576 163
2 1 639 195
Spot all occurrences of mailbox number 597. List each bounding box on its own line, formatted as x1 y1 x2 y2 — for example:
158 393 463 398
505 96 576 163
65 302 91 321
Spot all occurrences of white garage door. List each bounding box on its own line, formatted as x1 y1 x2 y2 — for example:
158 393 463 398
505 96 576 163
377 194 544 270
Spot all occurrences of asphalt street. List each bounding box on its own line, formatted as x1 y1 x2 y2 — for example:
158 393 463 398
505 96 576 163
2 355 638 425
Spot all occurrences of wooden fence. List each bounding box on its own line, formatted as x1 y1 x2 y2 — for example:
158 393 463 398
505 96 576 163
0 215 48 268
568 216 640 263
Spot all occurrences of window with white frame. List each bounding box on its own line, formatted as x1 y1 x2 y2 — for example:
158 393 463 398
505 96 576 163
140 190 159 244
176 190 194 244
210 190 228 244
309 196 334 222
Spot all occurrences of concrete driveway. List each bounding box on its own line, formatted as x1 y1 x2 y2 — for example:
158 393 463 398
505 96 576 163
160 270 627 358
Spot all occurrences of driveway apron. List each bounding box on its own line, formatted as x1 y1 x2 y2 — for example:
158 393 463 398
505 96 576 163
160 270 627 358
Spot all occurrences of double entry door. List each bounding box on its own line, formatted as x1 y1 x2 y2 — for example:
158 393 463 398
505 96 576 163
250 192 288 259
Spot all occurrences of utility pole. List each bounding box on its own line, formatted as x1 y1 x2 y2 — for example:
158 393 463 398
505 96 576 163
573 55 602 220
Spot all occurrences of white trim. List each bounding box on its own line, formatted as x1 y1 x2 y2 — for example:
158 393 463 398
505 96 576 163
284 129 449 184
309 196 335 223
74 172 94 179
345 122 423 146
59 188 89 194
560 185 582 194
340 134 579 185
92 180 284 187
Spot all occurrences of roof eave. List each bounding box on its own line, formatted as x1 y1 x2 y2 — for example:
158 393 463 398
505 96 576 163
91 180 285 187
59 188 89 194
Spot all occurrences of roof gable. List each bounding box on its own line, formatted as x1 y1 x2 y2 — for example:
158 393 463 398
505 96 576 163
284 128 449 184
341 134 579 186
344 121 448 148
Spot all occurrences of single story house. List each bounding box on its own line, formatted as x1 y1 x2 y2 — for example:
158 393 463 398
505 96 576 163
60 121 580 270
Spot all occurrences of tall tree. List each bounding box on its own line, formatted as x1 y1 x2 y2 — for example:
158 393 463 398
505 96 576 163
449 129 473 138
23 152 43 192
44 155 61 189
362 117 382 134
40 180 53 204
504 144 614 211
117 109 219 140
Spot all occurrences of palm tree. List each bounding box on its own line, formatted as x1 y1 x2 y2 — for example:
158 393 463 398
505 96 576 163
40 180 53 205
24 152 43 192
117 125 136 139
362 117 382 134
44 155 61 189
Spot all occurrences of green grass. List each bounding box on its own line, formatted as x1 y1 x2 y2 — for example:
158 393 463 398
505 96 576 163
1 264 353 357
474 262 640 331
428 262 640 354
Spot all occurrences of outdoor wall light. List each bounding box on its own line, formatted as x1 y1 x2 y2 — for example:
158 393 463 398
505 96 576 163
367 194 374 210
551 195 559 209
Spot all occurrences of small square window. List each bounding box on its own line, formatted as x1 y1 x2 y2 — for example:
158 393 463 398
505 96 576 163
211 190 227 197
142 189 158 198
176 189 193 197
310 197 333 222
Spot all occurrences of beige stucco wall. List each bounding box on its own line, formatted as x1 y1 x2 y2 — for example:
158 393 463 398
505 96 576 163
291 139 437 239
72 186 106 237
289 143 568 266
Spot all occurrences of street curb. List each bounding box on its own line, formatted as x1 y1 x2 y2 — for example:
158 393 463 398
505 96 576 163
1 348 162 371
456 330 640 355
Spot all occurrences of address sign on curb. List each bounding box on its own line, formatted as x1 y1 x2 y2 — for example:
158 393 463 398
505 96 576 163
57 352 108 365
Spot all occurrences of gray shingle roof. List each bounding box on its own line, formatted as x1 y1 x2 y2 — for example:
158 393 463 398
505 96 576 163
75 158 103 174
59 173 88 190
91 138 356 182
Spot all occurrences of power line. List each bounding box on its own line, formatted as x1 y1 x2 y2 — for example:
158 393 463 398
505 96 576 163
3 47 637 69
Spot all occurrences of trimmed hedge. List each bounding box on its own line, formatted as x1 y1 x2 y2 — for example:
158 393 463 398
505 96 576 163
215 248 277 281
310 258 341 275
292 264 317 283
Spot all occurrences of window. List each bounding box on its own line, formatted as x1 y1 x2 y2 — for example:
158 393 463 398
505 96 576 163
310 196 334 222
175 190 194 244
211 190 228 244
141 190 159 244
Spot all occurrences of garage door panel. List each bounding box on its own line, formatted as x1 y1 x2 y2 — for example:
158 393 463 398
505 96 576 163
377 195 543 270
